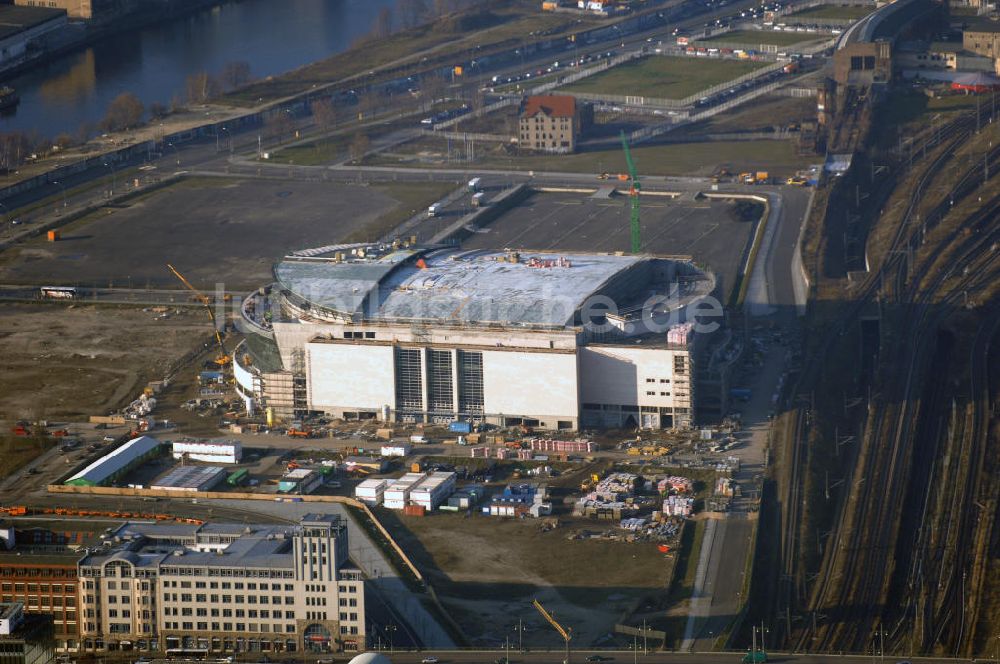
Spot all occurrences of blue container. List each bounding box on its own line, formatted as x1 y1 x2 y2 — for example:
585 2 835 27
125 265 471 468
449 421 472 434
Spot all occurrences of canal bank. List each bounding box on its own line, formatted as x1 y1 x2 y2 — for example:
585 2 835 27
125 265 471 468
0 0 398 137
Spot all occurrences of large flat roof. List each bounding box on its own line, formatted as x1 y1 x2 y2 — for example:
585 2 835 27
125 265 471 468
276 248 649 328
0 5 66 40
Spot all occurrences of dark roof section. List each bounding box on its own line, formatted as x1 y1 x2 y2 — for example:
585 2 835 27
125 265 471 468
521 95 577 119
0 5 67 41
962 15 1000 33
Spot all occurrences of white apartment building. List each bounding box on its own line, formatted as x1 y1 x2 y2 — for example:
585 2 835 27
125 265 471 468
77 515 365 654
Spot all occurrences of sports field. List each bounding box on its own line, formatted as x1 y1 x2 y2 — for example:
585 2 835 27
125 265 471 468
560 56 769 100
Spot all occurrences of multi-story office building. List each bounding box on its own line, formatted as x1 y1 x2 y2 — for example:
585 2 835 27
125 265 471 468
0 523 90 652
76 514 365 654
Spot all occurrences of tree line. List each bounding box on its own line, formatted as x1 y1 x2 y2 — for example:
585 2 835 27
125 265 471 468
0 60 255 173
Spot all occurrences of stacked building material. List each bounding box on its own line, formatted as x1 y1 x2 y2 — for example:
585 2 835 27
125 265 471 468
658 476 693 494
528 438 596 453
517 449 534 460
470 446 491 458
662 495 694 517
667 322 695 346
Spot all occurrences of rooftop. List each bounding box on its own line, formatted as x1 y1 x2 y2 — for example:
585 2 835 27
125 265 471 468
276 247 653 328
151 465 227 490
0 5 66 41
963 15 1000 32
521 95 577 119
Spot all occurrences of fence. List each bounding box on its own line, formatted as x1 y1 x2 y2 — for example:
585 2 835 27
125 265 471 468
425 129 511 142
628 78 786 144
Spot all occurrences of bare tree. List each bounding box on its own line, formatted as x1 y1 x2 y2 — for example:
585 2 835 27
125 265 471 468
186 72 217 104
310 98 338 154
221 61 252 91
53 133 74 150
149 101 168 119
0 131 30 172
372 7 393 39
101 92 144 132
265 112 295 142
349 132 370 163
397 0 428 27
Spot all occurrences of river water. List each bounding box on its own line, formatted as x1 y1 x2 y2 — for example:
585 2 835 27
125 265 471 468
1 0 397 138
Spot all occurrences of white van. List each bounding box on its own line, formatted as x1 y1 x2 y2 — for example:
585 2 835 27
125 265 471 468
427 204 441 217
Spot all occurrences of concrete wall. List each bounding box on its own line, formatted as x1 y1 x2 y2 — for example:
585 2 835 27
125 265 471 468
307 342 394 412
579 345 685 409
481 349 578 422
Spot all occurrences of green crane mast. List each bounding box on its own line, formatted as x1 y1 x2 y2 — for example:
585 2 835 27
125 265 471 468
620 130 641 254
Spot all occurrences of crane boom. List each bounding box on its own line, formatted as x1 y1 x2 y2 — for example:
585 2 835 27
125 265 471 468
533 598 571 664
620 130 641 254
166 263 230 366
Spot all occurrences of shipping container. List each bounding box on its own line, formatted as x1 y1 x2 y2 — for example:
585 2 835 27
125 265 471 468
449 421 472 434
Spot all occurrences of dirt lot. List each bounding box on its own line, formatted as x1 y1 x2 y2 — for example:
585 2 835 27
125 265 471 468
0 303 208 421
379 510 673 648
0 178 456 291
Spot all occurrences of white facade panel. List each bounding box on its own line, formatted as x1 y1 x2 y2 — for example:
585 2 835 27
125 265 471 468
307 342 395 412
481 350 579 420
579 346 686 408
172 441 242 464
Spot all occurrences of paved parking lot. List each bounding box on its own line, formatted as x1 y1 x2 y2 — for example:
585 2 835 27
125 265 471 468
461 190 758 299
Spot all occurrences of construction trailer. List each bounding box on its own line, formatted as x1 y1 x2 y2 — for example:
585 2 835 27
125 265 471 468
408 471 457 511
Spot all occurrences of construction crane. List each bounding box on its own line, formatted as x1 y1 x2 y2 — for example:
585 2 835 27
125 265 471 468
166 263 230 367
533 598 571 664
620 130 641 254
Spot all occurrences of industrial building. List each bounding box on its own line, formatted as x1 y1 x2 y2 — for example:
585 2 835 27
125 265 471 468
0 603 54 664
278 469 323 495
235 244 715 429
0 5 67 66
76 514 366 653
150 466 227 492
171 440 242 464
64 436 161 487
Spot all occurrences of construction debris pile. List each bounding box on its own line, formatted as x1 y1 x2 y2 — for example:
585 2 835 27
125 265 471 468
574 472 643 519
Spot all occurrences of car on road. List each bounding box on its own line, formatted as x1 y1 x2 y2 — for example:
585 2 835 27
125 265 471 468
586 656 613 662
421 658 439 664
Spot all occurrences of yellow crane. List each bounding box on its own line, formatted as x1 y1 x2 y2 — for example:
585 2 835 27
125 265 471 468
533 598 571 664
166 263 231 367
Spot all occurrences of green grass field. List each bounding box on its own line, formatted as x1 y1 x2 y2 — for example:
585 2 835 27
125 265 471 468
560 56 769 100
702 29 818 46
369 137 812 177
789 3 874 20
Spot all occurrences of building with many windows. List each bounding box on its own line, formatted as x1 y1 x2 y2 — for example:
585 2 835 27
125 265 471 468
235 245 716 429
0 522 92 653
76 514 365 654
517 95 590 153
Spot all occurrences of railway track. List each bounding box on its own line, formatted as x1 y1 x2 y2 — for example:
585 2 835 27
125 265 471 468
785 97 1000 654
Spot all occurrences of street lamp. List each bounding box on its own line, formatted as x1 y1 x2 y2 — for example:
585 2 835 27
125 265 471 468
102 162 116 197
167 142 180 167
221 126 232 155
52 180 67 208
385 624 396 654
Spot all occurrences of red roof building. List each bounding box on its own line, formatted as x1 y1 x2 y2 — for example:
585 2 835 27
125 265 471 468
519 95 585 153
